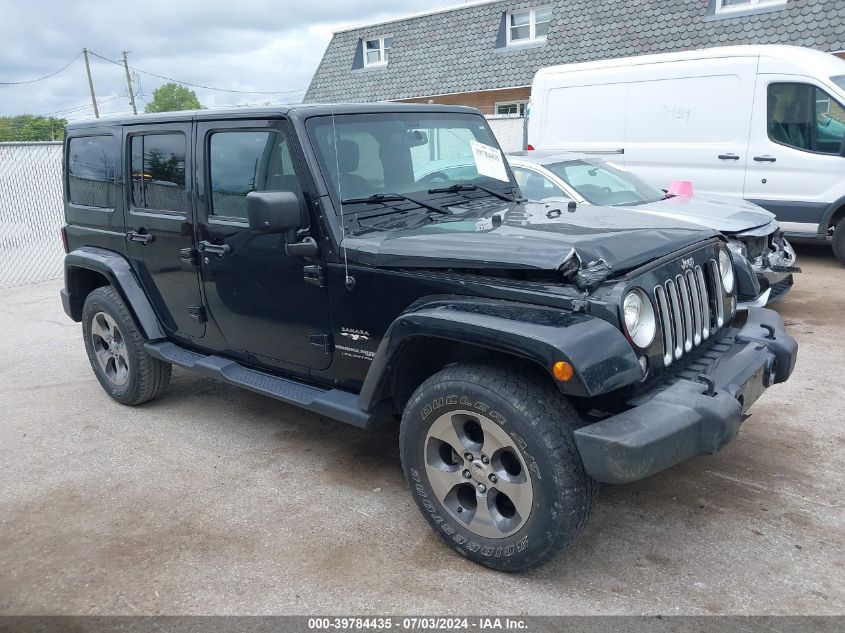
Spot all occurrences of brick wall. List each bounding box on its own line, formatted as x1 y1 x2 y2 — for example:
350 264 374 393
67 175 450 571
395 87 532 115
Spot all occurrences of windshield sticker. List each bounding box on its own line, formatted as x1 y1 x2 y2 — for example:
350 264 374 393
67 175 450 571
470 140 509 182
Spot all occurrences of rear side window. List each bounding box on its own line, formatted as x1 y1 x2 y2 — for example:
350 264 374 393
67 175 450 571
67 136 115 208
208 130 302 220
130 133 188 213
768 83 845 154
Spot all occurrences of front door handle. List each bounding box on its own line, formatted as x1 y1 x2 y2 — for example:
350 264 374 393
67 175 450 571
753 155 777 163
127 231 153 244
197 240 231 257
718 153 740 160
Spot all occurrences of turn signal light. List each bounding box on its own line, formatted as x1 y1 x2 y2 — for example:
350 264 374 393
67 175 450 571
552 360 574 382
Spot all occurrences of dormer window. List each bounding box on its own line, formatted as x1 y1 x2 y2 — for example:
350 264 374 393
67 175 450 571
714 0 787 15
507 6 552 46
363 36 393 67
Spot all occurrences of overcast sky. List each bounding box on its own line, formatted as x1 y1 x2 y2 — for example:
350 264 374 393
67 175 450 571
0 0 458 120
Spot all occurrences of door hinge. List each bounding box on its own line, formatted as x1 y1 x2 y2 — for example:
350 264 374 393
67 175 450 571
303 265 325 288
188 305 207 323
180 247 199 266
309 333 334 354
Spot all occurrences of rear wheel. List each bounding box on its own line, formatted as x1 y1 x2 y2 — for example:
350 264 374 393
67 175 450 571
832 217 845 265
399 361 597 571
82 286 171 405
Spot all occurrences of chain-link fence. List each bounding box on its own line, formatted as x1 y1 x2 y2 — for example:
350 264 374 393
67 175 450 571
0 142 65 288
485 115 527 153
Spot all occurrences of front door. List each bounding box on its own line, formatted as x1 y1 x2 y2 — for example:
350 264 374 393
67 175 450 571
123 123 205 338
744 77 845 230
195 119 332 370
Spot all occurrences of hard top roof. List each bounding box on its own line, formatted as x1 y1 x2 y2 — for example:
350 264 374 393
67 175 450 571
65 102 481 130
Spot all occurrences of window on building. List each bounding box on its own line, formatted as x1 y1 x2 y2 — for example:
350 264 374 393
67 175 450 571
363 36 394 67
715 0 787 15
495 101 528 116
67 135 115 208
768 83 845 155
507 6 552 45
208 130 303 220
130 133 187 213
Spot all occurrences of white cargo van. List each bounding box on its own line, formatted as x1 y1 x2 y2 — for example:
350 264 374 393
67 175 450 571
527 46 845 262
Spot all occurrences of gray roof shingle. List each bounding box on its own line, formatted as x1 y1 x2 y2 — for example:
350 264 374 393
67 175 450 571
304 0 845 103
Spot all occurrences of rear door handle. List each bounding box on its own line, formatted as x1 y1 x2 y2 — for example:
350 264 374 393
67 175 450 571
753 155 777 163
718 153 740 160
197 240 231 257
127 231 153 244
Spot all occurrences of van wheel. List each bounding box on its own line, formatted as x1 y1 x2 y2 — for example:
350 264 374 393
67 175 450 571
81 286 171 405
399 361 598 571
833 217 845 265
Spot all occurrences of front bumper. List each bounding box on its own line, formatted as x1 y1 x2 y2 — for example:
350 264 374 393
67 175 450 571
573 307 797 484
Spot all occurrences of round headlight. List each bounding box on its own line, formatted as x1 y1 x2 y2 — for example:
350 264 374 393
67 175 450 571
718 247 735 293
623 289 656 348
726 240 747 259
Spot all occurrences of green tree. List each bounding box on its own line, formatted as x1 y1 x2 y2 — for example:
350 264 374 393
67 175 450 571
144 83 203 113
0 115 67 141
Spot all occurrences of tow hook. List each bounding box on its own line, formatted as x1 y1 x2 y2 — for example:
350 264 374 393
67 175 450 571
697 375 716 397
760 323 776 340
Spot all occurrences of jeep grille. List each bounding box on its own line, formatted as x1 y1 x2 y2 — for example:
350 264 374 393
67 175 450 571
654 260 725 367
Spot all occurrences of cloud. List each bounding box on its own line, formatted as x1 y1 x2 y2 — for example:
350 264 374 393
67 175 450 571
0 0 454 119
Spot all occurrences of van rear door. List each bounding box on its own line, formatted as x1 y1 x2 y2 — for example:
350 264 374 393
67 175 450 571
622 58 757 196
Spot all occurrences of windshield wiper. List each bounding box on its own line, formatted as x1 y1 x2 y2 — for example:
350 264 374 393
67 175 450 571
341 193 450 215
428 183 522 203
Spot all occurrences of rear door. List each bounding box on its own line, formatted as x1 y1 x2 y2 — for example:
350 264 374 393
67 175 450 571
623 59 757 196
123 122 205 338
744 77 845 231
194 118 333 370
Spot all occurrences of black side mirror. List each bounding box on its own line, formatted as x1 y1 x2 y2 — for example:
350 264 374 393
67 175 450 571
247 191 301 242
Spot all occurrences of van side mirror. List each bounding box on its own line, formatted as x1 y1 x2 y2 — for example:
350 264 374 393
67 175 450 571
247 191 301 241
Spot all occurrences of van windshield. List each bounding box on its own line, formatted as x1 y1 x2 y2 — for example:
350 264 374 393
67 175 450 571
546 160 666 206
306 112 515 208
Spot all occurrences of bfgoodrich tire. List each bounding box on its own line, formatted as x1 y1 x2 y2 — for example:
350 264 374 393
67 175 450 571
81 286 171 405
399 361 598 571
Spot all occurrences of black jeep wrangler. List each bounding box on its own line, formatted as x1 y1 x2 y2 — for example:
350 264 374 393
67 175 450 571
60 104 797 571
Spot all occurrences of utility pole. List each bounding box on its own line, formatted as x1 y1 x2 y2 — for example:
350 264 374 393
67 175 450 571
82 48 99 118
121 51 138 115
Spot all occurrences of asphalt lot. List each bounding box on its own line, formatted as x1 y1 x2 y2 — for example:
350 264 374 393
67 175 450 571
0 244 843 616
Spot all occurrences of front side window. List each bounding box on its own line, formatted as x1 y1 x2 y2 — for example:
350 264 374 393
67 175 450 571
208 130 302 220
507 6 552 45
67 135 115 208
306 113 510 205
768 83 845 154
512 166 564 200
363 36 393 67
495 101 528 116
715 0 787 14
546 160 665 206
130 133 187 213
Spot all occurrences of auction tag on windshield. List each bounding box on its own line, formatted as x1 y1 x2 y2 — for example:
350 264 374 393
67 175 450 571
470 140 509 182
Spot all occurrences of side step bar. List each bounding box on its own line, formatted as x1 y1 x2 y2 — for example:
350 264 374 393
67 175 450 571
145 341 378 430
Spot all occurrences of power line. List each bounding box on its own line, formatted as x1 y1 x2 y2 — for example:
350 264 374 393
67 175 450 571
0 52 83 85
88 50 308 95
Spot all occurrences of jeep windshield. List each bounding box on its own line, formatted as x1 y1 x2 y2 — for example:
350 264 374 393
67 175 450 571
546 159 666 207
306 112 518 213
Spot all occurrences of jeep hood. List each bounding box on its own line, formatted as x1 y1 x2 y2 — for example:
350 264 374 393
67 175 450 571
342 200 719 278
612 194 777 234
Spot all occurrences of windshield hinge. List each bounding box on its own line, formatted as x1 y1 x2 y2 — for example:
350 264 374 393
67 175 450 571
303 265 325 288
570 300 588 313
187 305 207 322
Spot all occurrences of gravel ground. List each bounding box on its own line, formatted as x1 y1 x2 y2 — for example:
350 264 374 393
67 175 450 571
0 244 842 616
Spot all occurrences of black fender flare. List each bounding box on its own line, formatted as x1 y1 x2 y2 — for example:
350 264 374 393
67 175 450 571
357 297 642 411
63 246 166 340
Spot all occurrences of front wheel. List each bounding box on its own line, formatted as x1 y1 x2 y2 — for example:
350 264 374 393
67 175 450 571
833 217 845 265
399 362 598 571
